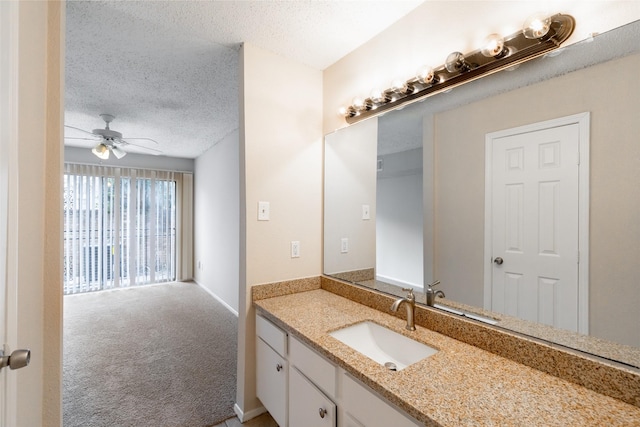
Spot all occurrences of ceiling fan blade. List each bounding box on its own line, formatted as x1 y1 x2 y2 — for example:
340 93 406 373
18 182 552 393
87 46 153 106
65 136 101 141
64 124 99 137
123 137 159 145
121 141 163 155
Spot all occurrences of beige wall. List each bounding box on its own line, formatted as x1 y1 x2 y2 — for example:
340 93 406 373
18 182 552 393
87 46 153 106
237 43 323 418
323 1 640 134
435 53 640 347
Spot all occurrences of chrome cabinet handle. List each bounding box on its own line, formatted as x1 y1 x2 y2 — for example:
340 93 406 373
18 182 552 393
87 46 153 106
494 257 504 265
319 408 327 419
276 363 283 372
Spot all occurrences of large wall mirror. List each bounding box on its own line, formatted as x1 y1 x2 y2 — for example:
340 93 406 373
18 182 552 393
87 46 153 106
324 20 640 369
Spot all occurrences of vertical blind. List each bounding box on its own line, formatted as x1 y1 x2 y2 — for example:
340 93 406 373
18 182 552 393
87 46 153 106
63 164 180 294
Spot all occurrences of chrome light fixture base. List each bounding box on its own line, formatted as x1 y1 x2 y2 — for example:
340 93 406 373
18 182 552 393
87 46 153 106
344 13 575 124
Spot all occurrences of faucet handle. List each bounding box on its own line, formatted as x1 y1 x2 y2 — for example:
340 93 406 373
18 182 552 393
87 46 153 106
401 288 415 300
425 280 440 307
426 280 440 291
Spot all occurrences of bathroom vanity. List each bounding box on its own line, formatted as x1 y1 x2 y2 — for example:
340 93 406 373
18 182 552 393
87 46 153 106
257 313 420 427
253 277 640 426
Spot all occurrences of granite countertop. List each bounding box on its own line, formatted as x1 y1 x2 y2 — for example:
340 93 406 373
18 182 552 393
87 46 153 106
356 277 640 368
254 288 640 427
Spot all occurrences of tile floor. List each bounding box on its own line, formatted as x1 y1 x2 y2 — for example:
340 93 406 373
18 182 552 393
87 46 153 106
213 412 278 427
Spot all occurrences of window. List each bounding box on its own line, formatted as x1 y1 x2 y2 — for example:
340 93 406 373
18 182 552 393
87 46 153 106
63 164 182 294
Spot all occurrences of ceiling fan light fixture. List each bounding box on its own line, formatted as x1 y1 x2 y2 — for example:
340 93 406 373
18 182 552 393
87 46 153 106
92 143 110 160
67 113 163 158
111 146 127 159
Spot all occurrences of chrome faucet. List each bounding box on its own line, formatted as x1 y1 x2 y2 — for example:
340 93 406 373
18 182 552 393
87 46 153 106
425 280 442 307
390 288 416 331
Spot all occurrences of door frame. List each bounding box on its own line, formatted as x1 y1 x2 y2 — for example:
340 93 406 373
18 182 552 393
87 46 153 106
0 0 20 424
483 112 590 334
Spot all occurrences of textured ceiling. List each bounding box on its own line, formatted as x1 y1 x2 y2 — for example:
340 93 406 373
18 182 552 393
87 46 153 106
65 1 639 159
64 0 425 158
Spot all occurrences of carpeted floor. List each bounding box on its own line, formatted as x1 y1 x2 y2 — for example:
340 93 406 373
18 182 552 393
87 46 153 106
63 282 237 427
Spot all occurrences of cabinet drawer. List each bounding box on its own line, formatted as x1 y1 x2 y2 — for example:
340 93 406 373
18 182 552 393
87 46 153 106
256 337 288 427
342 373 420 427
256 314 287 357
289 367 336 427
289 335 336 398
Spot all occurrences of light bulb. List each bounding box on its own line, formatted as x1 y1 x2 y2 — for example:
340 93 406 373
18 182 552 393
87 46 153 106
445 52 468 73
111 146 127 159
391 79 408 94
92 143 110 160
370 88 386 104
352 97 365 111
416 66 437 85
523 14 551 39
338 106 347 116
481 34 507 58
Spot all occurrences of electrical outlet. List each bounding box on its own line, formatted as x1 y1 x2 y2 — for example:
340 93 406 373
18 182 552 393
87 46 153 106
291 241 300 258
258 201 270 221
341 237 349 253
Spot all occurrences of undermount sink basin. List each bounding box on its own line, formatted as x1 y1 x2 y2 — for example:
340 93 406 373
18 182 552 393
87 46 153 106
329 321 437 371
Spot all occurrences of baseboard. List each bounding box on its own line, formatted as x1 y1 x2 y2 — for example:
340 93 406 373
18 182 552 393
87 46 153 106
194 280 239 317
234 403 266 423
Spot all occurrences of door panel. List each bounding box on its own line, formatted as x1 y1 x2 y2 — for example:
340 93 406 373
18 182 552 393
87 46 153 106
490 123 580 332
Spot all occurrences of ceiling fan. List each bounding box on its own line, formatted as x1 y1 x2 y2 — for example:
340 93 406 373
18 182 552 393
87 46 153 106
64 113 162 159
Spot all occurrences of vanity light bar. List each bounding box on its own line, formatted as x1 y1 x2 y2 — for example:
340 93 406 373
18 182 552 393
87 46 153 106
343 13 575 124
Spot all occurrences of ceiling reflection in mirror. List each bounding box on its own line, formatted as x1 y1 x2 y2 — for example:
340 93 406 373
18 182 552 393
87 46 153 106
323 20 640 369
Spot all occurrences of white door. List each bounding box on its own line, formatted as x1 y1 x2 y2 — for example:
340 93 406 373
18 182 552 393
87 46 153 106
0 1 16 423
0 61 8 426
484 114 589 333
0 1 44 427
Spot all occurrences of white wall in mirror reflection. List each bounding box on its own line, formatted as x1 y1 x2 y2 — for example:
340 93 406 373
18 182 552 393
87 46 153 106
324 118 377 276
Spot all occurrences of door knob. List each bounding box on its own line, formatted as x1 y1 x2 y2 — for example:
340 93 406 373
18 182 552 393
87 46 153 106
0 349 31 371
493 257 504 265
318 408 327 419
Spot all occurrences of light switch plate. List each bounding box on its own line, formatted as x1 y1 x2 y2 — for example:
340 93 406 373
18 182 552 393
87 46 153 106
341 238 349 253
258 201 270 221
362 204 370 220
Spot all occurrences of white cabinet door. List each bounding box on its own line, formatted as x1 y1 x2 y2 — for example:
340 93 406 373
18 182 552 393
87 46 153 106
289 367 336 427
341 373 420 427
256 337 288 427
343 413 365 427
289 335 336 398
